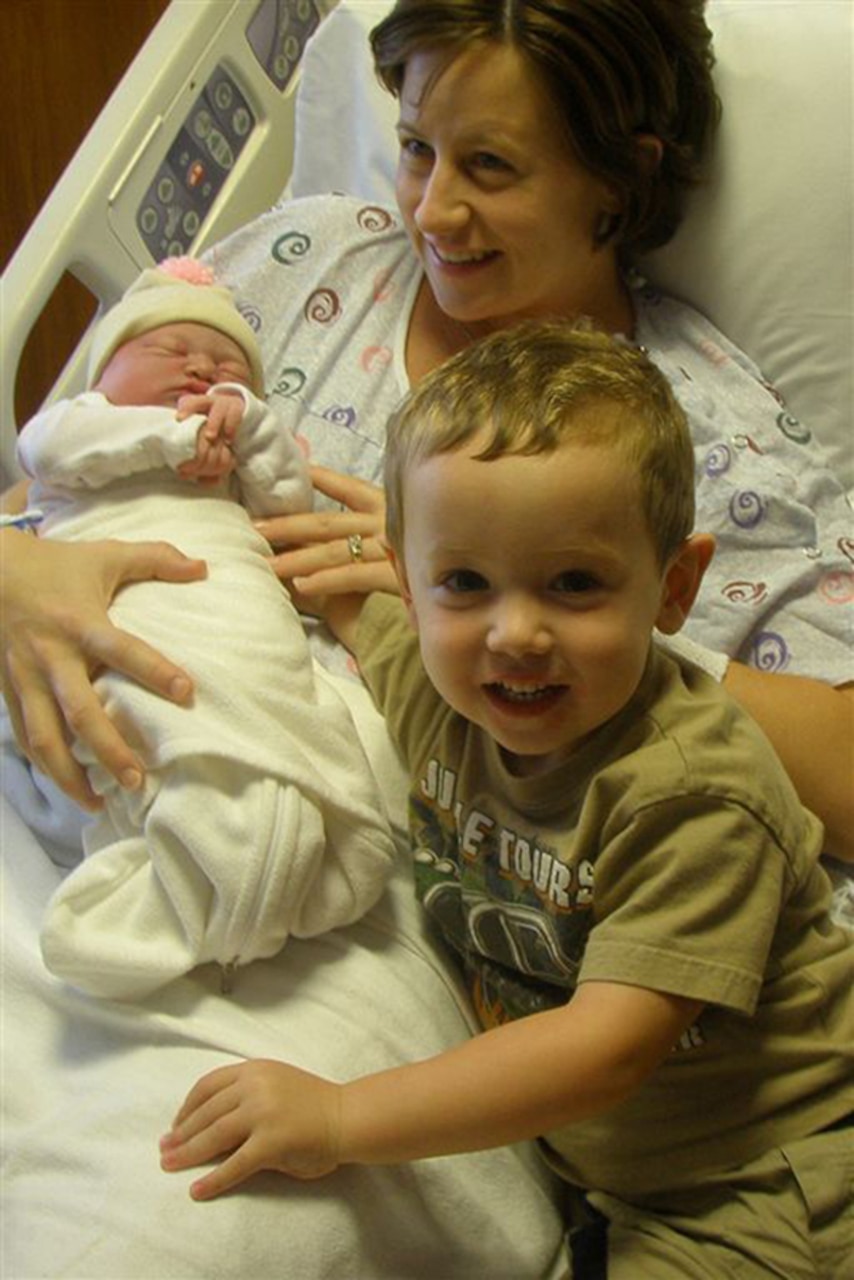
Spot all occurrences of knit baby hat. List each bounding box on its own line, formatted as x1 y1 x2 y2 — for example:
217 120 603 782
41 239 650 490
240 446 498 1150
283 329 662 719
86 257 265 395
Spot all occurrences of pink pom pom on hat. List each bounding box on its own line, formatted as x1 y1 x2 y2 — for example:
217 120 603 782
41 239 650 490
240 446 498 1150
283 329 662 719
156 256 216 285
86 256 264 395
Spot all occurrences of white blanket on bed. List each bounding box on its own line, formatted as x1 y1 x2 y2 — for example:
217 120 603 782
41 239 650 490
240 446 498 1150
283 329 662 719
1 673 568 1280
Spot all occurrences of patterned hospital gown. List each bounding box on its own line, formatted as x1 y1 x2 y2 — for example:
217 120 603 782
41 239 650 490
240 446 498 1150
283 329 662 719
205 193 852 688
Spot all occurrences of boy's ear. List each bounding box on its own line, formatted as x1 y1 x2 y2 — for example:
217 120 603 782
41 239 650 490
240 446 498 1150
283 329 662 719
384 543 419 629
655 533 715 635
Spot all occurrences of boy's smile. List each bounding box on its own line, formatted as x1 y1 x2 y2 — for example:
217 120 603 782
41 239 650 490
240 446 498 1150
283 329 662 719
396 423 703 774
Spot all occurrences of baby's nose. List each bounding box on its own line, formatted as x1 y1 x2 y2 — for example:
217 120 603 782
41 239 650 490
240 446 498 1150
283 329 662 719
187 351 215 377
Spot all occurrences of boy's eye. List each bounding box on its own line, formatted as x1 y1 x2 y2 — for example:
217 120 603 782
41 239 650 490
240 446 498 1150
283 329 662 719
441 569 488 594
553 570 600 594
398 135 433 163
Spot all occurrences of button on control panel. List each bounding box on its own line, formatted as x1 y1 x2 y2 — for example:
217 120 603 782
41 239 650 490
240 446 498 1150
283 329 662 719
246 0 320 91
135 0 323 261
137 66 256 259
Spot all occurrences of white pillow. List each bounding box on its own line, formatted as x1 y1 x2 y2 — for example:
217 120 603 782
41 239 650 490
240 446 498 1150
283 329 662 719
291 0 852 490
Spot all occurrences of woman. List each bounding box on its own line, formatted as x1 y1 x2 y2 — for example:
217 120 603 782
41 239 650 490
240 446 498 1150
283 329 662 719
3 0 852 859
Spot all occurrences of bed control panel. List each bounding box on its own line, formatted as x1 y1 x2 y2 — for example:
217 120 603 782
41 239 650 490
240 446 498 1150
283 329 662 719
135 0 324 261
246 0 321 91
136 65 256 259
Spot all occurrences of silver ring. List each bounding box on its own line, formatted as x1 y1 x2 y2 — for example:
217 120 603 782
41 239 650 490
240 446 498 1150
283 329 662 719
347 533 364 562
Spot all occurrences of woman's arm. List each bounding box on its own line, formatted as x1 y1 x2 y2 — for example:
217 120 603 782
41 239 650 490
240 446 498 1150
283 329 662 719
723 662 854 862
160 981 702 1199
1 526 204 807
1 478 30 515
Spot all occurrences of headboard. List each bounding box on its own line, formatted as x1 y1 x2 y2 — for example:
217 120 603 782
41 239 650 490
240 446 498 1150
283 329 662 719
2 0 851 493
289 0 853 493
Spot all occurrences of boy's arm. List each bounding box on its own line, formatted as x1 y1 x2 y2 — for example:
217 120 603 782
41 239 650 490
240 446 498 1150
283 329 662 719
160 981 702 1198
293 584 370 655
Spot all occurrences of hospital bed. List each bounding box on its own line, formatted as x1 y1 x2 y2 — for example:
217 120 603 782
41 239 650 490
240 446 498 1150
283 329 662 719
0 2 851 1277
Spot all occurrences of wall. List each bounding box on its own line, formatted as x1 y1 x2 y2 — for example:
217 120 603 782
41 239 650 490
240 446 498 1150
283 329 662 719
1 0 170 425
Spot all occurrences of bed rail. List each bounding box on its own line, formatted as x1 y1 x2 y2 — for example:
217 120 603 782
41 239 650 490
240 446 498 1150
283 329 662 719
0 0 336 484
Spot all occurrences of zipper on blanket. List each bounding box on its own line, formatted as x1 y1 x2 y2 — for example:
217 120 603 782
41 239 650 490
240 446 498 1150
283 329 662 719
220 957 240 995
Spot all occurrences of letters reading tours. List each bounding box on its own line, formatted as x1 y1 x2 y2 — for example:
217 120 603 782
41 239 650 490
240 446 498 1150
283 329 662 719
421 757 593 911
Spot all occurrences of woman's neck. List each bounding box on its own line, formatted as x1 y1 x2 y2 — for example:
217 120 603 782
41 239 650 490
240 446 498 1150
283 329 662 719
405 270 636 386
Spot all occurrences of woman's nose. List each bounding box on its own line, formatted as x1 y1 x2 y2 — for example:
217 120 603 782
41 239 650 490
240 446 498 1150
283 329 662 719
413 161 469 236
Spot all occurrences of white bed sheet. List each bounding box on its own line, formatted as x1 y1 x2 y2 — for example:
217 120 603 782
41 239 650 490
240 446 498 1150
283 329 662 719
1 672 567 1279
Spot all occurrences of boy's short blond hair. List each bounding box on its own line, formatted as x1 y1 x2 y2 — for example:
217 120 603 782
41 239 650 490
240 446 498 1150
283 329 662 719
384 320 695 565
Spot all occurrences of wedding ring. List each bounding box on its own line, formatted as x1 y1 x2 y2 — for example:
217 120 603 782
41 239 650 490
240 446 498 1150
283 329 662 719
347 533 364 562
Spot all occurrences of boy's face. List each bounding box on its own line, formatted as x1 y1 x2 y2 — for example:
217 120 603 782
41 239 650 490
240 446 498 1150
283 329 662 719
394 425 710 774
95 322 252 408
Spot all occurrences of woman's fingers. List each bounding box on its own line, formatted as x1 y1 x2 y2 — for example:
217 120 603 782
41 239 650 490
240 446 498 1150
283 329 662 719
5 656 105 809
292 558 399 598
2 536 207 798
251 465 395 598
255 508 383 552
269 528 386 575
254 468 385 555
309 464 386 515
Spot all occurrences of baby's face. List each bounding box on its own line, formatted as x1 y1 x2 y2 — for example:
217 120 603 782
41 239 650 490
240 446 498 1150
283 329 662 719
95 322 253 407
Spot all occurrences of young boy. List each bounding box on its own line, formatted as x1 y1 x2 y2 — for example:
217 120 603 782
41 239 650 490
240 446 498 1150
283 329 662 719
160 322 853 1277
12 259 395 999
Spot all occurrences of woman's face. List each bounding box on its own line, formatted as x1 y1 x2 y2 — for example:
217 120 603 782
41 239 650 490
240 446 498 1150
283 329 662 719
395 41 626 332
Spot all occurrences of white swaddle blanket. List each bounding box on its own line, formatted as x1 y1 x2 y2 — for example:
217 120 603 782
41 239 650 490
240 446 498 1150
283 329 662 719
11 394 397 998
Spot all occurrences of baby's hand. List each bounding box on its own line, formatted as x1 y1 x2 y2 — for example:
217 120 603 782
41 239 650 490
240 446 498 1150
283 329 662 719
177 391 245 484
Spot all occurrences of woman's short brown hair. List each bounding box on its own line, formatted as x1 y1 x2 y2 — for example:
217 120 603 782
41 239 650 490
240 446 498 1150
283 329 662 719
371 0 721 258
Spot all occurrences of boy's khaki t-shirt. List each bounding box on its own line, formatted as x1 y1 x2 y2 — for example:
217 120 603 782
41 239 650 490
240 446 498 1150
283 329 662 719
356 594 854 1197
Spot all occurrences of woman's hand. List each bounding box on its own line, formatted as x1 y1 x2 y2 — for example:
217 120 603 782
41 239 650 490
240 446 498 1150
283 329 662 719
255 464 399 597
159 1060 342 1199
2 530 205 808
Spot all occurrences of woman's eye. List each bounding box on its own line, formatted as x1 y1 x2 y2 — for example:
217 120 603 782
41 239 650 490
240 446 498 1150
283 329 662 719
472 150 510 172
553 570 599 594
441 569 487 594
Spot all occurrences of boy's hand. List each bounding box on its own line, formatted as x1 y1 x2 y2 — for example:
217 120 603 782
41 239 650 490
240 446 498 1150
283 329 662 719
177 391 244 485
159 1060 342 1199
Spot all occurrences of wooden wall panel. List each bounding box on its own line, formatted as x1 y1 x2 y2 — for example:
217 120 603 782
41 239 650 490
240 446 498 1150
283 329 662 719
1 0 170 424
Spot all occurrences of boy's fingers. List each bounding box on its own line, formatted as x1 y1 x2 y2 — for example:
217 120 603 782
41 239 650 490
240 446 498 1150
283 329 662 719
169 1065 240 1128
189 1145 261 1200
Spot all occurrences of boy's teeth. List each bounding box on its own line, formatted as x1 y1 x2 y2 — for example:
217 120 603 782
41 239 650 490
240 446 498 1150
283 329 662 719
495 683 551 701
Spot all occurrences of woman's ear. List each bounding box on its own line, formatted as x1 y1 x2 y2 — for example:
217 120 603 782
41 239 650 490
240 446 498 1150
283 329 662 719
655 533 715 635
635 133 664 175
